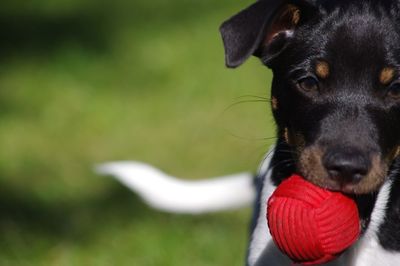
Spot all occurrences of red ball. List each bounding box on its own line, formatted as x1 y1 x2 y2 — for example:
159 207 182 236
267 175 360 265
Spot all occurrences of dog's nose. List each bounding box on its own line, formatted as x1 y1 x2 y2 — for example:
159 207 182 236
323 149 370 184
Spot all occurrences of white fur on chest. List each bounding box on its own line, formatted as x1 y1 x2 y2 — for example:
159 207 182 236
349 179 400 266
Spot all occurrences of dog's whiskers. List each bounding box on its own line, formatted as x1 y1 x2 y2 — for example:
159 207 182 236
235 95 270 101
223 100 270 114
269 158 296 170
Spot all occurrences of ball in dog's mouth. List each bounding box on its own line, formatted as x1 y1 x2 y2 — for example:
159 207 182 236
266 174 360 265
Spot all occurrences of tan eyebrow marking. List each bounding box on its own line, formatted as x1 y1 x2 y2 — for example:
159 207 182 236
315 61 330 79
272 97 279 110
380 67 395 85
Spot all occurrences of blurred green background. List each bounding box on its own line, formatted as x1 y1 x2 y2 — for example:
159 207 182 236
0 0 275 265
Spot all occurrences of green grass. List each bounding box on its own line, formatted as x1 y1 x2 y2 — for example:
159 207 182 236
0 0 275 265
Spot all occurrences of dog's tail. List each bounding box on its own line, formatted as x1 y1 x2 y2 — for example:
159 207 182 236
95 162 256 214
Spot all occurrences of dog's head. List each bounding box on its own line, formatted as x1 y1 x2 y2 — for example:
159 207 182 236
221 0 400 194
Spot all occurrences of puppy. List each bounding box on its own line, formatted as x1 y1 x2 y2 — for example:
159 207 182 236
220 0 400 265
98 0 400 265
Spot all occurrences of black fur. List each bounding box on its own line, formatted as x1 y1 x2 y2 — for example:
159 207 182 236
221 0 400 261
220 0 282 68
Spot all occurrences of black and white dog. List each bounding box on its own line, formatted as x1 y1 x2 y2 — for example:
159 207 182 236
97 0 400 265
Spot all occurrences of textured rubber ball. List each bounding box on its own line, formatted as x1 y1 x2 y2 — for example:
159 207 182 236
266 175 360 265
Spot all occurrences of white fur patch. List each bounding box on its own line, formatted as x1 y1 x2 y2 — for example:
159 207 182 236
349 179 400 266
247 149 288 265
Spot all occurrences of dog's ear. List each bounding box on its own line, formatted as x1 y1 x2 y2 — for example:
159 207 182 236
220 0 316 68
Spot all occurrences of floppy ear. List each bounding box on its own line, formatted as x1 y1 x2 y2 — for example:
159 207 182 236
220 0 314 68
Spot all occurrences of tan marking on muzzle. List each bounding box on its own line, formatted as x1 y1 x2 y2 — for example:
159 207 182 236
298 146 328 186
353 155 387 194
298 147 388 194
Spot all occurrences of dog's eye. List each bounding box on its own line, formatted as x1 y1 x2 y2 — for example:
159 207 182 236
388 82 400 99
297 77 319 92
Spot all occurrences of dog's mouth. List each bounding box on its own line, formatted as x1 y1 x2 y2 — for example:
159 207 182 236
297 145 389 195
307 177 382 195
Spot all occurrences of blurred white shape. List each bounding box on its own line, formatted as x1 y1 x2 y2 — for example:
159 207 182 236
95 161 255 214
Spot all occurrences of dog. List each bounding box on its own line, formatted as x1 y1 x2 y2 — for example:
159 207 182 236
97 0 400 265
